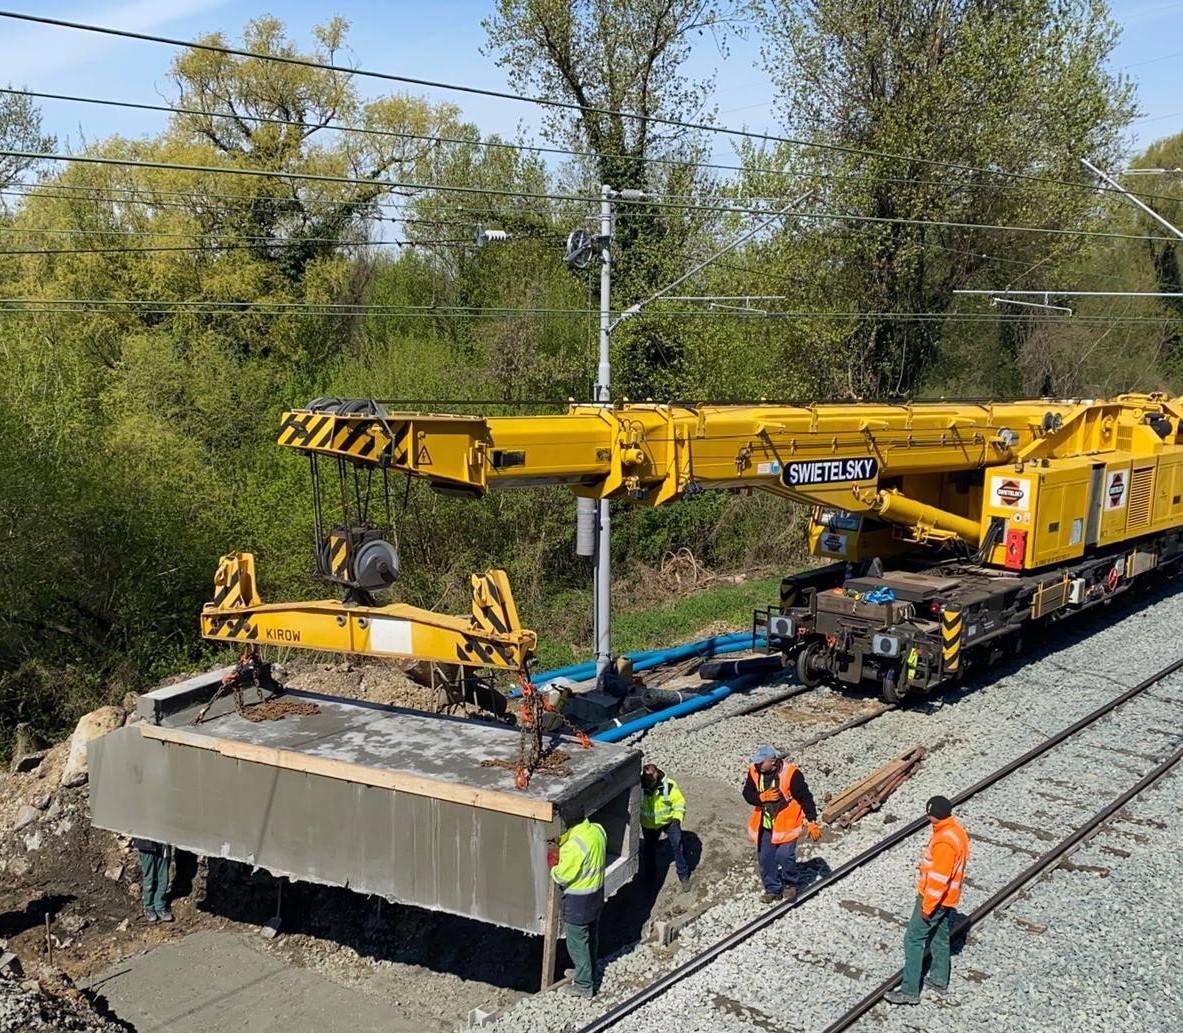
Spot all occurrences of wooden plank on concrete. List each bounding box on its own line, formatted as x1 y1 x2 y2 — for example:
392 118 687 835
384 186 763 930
139 723 555 821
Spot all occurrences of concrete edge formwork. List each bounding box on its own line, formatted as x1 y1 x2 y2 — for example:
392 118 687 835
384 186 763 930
90 674 640 980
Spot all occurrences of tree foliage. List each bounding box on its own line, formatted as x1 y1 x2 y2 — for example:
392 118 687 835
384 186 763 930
0 6 1167 759
749 0 1136 394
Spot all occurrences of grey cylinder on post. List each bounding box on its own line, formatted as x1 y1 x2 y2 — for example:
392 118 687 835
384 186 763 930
576 496 597 557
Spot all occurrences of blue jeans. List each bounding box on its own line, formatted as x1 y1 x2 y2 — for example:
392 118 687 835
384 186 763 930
756 828 798 894
642 822 690 881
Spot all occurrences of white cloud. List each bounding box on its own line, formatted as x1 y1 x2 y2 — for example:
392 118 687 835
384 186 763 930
0 0 233 83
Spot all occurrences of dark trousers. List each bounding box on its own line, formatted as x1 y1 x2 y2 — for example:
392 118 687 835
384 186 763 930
564 920 598 994
901 895 952 993
642 823 690 882
138 846 171 912
756 827 798 894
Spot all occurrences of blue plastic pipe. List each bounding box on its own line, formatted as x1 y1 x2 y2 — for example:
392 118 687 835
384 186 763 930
534 631 763 686
591 672 763 743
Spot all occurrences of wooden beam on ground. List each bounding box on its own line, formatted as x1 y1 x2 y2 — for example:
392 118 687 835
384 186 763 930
822 746 925 826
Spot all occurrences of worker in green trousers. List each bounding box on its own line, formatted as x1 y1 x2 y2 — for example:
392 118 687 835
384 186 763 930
134 838 174 923
548 815 607 998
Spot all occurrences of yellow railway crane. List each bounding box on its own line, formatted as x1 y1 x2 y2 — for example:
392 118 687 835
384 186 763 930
203 392 1183 704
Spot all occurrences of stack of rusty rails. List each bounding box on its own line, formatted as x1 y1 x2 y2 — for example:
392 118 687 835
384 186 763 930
822 746 926 828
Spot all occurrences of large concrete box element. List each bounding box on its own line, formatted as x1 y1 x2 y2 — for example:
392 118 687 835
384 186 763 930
90 683 640 934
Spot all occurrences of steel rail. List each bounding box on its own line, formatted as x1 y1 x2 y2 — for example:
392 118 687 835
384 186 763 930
576 655 1183 1032
823 741 1183 1032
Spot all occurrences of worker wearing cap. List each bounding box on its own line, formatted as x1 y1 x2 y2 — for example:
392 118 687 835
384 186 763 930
640 763 691 892
885 795 971 1005
742 745 822 902
548 815 607 999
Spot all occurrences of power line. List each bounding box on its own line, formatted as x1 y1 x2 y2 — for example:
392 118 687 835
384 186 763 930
0 298 1179 324
0 240 478 257
9 87 1183 206
0 9 1170 209
0 184 485 227
5 150 1182 247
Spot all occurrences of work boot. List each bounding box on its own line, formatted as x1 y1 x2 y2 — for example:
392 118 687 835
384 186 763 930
679 876 692 894
143 909 158 924
928 982 949 997
562 984 594 999
783 885 798 902
884 990 921 1006
155 908 174 923
760 891 782 904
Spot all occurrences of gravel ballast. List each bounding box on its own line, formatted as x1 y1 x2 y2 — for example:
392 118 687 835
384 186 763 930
485 582 1183 1033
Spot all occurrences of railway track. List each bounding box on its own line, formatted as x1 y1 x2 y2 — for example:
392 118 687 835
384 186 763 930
575 656 1183 1033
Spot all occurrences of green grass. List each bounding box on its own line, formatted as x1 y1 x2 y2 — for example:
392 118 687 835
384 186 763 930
532 573 785 671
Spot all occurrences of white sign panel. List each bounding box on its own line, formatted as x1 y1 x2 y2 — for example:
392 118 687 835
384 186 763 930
990 475 1031 512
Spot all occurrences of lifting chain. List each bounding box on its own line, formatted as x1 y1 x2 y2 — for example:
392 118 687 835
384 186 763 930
513 671 591 790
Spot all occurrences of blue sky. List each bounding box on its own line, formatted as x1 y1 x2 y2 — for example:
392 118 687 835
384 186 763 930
1 0 1180 160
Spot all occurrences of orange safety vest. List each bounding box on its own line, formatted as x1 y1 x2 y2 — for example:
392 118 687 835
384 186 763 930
746 762 805 845
917 816 970 912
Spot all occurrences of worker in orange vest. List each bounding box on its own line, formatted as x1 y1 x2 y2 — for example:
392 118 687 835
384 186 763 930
742 745 822 902
885 795 971 1005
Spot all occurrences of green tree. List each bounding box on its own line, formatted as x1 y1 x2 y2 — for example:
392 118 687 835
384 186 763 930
483 0 733 395
750 0 1135 395
0 88 54 193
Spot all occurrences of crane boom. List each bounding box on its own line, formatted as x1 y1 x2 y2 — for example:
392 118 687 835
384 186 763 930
207 390 1183 709
276 394 1183 564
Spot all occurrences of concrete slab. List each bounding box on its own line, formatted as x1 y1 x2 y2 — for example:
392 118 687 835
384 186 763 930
91 680 641 935
136 668 236 724
157 687 628 803
85 931 410 1033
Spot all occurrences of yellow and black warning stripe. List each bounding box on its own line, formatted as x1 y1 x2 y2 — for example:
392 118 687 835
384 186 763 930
277 412 335 450
779 580 799 609
941 606 963 673
329 418 382 460
277 411 391 462
472 576 509 636
206 614 259 641
327 534 350 580
210 567 243 609
454 635 518 669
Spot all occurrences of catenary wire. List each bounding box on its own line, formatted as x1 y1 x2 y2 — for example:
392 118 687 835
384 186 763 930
6 86 1182 206
5 150 1182 247
0 9 1173 209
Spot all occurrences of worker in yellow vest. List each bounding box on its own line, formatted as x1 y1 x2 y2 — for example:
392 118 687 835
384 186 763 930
742 745 822 902
549 813 607 999
640 763 691 891
885 795 971 1005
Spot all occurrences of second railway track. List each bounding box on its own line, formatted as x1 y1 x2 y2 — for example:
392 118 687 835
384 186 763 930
575 657 1183 1033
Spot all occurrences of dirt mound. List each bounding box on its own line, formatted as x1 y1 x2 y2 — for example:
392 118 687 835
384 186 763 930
277 657 439 711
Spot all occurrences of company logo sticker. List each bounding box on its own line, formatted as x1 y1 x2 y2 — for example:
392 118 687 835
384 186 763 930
990 475 1031 512
820 533 847 555
1106 470 1127 510
783 457 878 488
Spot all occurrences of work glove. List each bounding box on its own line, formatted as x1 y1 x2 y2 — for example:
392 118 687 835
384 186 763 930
758 788 781 803
806 821 822 841
546 848 559 869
